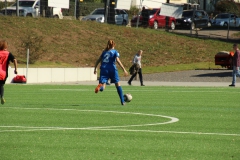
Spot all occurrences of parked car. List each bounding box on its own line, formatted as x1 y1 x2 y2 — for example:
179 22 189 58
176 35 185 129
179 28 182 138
131 8 176 30
211 13 240 27
175 10 211 29
0 0 63 19
215 51 234 69
148 8 176 30
81 8 129 25
131 8 158 27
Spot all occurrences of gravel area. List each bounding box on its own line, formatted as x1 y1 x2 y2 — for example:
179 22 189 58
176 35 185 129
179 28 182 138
121 69 233 82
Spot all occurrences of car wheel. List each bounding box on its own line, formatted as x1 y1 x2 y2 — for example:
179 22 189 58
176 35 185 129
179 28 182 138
170 21 175 30
26 13 32 17
223 22 228 27
153 21 158 29
191 23 195 30
53 15 59 19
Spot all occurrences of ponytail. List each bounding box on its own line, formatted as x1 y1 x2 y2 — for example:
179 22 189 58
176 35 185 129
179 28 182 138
104 40 115 51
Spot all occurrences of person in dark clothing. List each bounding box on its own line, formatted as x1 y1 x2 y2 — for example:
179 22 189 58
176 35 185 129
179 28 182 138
141 7 149 27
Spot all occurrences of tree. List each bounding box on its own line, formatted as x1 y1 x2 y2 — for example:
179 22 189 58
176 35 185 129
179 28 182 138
215 0 240 15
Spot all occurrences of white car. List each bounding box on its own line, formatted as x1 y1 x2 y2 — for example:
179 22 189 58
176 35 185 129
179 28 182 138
211 13 240 27
81 8 129 25
0 0 63 19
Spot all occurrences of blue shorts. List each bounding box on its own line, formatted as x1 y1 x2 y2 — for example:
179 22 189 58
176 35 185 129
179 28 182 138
99 68 120 84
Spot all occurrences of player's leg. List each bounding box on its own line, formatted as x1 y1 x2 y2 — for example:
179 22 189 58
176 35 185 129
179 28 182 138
230 67 237 86
111 69 125 105
115 82 125 105
138 68 144 86
0 82 5 104
95 70 108 93
128 72 137 85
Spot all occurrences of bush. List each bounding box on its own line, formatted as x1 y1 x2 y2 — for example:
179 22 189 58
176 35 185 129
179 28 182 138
18 34 45 64
0 2 14 10
62 2 104 17
128 6 140 19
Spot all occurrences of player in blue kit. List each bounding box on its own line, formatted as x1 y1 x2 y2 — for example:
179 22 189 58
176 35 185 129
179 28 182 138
94 40 128 105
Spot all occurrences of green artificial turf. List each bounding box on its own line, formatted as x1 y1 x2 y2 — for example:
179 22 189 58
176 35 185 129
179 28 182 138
0 84 239 160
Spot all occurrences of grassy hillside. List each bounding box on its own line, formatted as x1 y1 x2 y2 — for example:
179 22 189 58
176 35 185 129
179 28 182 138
0 16 239 72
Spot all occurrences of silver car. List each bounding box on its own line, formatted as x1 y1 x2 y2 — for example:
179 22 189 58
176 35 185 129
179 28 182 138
81 8 129 25
211 13 240 27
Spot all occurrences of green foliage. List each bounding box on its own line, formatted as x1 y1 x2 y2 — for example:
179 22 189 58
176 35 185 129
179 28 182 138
62 2 104 16
18 33 45 64
128 6 140 19
215 0 240 16
0 1 14 10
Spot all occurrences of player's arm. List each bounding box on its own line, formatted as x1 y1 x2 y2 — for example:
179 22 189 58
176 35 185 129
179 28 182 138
94 56 101 74
116 57 128 76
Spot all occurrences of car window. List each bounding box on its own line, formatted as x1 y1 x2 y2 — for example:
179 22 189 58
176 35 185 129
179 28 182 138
222 14 229 18
182 11 193 17
91 9 105 15
195 11 203 18
36 1 40 7
12 1 35 7
148 9 158 15
115 10 120 15
215 14 221 19
230 15 236 19
119 10 126 14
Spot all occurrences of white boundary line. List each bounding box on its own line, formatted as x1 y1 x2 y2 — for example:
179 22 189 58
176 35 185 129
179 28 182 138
42 89 240 93
0 107 178 131
0 107 239 137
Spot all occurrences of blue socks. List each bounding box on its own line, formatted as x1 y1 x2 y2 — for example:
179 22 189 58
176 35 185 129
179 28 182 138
116 86 124 103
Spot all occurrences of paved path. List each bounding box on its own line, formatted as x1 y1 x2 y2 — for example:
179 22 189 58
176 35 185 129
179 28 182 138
54 70 238 87
171 29 240 42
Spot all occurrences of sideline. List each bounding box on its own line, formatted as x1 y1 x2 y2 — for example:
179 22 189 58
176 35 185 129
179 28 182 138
33 81 235 87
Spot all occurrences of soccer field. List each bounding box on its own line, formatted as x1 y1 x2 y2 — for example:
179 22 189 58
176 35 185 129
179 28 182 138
0 84 239 160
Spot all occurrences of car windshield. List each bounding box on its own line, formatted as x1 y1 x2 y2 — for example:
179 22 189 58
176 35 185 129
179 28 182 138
139 9 158 16
91 9 105 15
182 11 193 17
148 9 158 15
12 1 35 7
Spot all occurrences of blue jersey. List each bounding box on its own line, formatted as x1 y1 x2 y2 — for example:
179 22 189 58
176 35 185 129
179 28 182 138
100 49 119 70
99 49 120 84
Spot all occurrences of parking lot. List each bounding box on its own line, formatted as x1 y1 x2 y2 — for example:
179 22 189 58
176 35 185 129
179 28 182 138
170 28 239 41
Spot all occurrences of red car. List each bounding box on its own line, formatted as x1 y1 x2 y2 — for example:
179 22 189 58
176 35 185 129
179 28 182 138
131 8 176 30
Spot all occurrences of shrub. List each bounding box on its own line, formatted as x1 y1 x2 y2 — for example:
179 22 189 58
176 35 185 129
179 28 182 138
18 34 45 64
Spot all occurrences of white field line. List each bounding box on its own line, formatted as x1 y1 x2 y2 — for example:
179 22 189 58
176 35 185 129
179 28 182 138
41 89 240 93
0 126 239 137
1 107 239 137
0 107 178 131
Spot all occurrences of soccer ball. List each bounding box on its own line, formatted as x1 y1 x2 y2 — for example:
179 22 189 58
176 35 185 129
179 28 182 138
124 93 132 102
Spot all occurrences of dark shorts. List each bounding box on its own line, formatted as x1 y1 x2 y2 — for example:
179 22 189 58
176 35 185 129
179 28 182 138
0 80 6 85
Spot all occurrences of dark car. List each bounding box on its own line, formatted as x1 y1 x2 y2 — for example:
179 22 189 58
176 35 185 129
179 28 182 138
176 10 211 29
